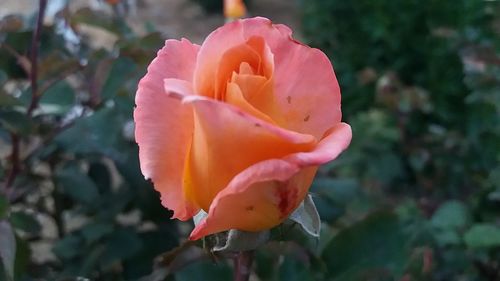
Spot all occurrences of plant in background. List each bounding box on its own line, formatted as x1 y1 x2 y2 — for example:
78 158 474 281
0 1 180 280
302 0 500 280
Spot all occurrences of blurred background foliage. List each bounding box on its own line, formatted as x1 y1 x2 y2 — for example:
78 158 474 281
0 0 499 280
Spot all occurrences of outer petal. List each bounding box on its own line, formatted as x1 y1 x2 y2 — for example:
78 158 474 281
134 39 200 220
180 96 317 211
270 43 341 139
285 122 352 167
189 124 352 240
242 18 342 139
194 17 340 139
189 159 316 240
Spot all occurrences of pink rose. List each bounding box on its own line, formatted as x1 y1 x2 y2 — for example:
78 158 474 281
134 17 352 240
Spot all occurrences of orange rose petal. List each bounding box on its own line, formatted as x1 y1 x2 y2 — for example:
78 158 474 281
188 124 351 240
194 20 245 97
190 161 318 240
134 39 200 220
238 62 254 75
238 19 342 139
284 122 352 167
189 159 300 240
245 36 274 77
194 18 280 98
230 72 267 100
225 81 275 124
270 45 342 139
189 125 351 240
180 97 317 211
214 42 261 100
194 18 341 139
241 77 282 122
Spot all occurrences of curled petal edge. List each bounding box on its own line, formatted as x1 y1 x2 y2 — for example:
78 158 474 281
189 122 352 240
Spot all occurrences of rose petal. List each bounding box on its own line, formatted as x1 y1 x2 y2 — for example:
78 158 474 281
230 72 267 100
242 18 342 139
188 123 352 240
214 39 262 100
194 20 245 97
225 81 275 124
134 39 200 220
285 122 352 167
179 96 317 211
189 160 317 240
194 17 341 139
163 78 193 100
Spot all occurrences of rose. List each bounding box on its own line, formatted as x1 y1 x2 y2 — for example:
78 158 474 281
134 17 352 240
224 0 246 19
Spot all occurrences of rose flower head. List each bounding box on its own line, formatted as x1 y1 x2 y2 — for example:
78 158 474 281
134 17 352 240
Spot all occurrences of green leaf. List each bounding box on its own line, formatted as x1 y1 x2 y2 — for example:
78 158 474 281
289 194 321 238
0 31 31 79
0 196 7 219
101 57 137 100
0 221 15 281
433 229 461 246
88 162 112 194
12 235 29 280
175 260 232 281
39 80 75 115
431 200 470 230
38 54 80 84
52 235 83 260
81 222 114 244
464 224 500 248
279 256 315 281
0 93 21 107
321 211 409 280
55 165 99 204
55 106 127 156
310 178 360 222
0 71 6 86
100 229 142 268
0 110 34 136
9 211 41 235
123 227 179 279
311 178 359 204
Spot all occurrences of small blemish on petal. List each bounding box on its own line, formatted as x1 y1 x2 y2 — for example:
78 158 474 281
245 206 254 211
276 185 299 219
304 115 310 122
255 123 261 127
286 96 292 104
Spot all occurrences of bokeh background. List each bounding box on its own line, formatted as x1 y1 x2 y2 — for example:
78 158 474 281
0 0 499 280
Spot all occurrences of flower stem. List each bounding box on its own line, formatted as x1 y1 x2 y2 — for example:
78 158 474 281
233 250 254 281
27 0 48 116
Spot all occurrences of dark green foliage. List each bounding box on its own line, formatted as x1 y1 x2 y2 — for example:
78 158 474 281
0 1 499 280
0 3 179 280
302 0 500 280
